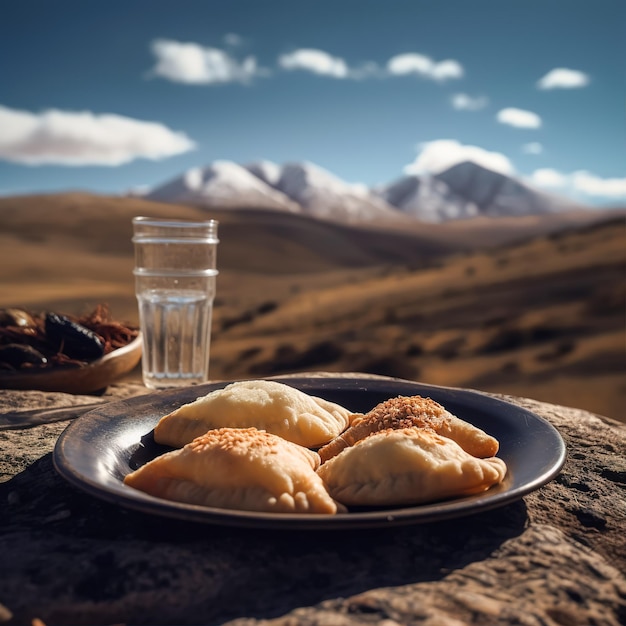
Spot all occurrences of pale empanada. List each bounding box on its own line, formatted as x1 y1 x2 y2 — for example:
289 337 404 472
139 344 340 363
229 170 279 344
316 427 507 507
124 427 340 514
318 395 499 462
153 380 353 449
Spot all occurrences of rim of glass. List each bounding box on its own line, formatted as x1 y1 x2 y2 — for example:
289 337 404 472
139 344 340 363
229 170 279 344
132 216 218 228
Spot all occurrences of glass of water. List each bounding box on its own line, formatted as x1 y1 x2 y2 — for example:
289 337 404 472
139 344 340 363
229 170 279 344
132 216 219 389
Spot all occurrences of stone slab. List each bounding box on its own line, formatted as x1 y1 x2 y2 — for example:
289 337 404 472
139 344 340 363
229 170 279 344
0 379 624 625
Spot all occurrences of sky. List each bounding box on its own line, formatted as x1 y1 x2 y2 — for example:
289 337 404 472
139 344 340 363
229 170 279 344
1 0 624 206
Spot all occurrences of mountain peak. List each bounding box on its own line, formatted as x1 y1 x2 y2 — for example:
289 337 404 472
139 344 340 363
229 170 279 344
274 161 396 221
243 160 282 187
146 160 298 212
435 159 579 216
376 171 479 222
278 161 356 197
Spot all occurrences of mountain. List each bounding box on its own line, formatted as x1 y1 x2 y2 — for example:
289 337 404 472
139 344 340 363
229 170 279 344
252 161 398 222
146 159 395 222
377 161 587 223
243 160 282 187
374 173 479 222
144 158 590 224
434 161 581 217
145 160 299 213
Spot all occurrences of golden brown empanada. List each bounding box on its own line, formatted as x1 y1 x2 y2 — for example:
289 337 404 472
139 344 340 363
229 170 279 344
317 427 507 507
124 427 340 514
154 380 353 449
318 395 499 462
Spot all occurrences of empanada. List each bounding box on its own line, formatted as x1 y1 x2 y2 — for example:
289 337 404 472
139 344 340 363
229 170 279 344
154 380 353 449
317 427 507 507
124 427 340 514
318 395 499 462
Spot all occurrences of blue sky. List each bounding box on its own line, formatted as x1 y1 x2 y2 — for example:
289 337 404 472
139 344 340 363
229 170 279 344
1 0 624 205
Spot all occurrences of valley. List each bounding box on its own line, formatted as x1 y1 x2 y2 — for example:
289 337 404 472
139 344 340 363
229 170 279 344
0 192 624 422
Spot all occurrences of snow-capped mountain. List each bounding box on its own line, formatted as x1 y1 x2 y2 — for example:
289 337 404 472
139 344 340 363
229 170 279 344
145 160 299 213
377 161 583 222
243 160 282 188
143 158 586 224
434 161 577 217
375 173 480 222
249 161 397 222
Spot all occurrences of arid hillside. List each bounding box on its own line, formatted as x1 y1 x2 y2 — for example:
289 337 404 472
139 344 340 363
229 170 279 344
1 192 624 421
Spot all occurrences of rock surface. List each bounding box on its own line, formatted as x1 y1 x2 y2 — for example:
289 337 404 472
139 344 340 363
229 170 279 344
0 377 624 626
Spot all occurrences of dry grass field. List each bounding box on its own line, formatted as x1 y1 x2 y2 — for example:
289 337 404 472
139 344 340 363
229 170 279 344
1 192 624 422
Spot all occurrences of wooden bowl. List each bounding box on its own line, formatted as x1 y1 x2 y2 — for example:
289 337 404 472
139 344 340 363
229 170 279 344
0 334 143 395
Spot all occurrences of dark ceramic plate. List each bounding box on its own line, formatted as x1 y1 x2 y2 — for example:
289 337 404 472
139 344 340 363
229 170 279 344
53 376 566 529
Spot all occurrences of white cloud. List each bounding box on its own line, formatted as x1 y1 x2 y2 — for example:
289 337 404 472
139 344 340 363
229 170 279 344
387 53 463 81
537 68 590 90
278 49 384 80
451 93 488 111
431 60 464 81
150 39 263 84
497 107 542 129
404 139 514 176
276 48 462 82
388 53 431 75
150 40 465 85
530 168 626 199
278 48 349 78
522 142 543 154
530 168 567 188
0 105 195 166
570 171 626 198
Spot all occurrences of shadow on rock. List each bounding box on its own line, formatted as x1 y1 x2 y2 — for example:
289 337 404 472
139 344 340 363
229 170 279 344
0 453 528 626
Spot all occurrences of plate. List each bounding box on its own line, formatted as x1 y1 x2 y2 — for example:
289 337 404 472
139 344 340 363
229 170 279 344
0 334 142 394
53 376 566 529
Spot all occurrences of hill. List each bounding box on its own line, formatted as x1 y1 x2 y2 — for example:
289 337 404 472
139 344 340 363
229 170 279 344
0 192 624 421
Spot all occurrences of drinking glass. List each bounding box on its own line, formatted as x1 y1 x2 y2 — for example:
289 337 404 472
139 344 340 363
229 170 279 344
132 217 219 389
